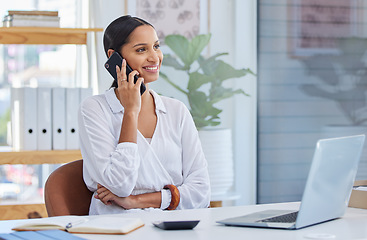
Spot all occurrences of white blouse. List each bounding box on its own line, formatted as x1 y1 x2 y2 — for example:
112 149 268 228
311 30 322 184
78 88 210 215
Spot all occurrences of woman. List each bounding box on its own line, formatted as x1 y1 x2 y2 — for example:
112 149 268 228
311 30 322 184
78 15 210 215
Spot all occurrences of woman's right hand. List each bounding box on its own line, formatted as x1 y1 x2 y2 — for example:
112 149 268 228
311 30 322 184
115 59 144 114
95 184 162 209
95 184 135 209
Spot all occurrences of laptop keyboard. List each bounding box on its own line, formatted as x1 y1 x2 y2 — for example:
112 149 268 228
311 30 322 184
259 211 299 223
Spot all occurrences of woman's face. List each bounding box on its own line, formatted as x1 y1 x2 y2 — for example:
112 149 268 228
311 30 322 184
120 25 163 84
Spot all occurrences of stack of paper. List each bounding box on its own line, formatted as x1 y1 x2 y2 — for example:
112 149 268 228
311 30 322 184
3 10 60 27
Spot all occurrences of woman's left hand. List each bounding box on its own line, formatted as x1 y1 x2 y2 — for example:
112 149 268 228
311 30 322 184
95 184 135 209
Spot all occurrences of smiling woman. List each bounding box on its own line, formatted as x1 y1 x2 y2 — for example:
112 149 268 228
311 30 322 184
78 15 211 215
115 25 163 85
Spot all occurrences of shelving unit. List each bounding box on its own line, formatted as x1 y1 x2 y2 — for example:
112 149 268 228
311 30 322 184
0 27 102 163
0 150 82 165
0 27 103 44
0 27 103 220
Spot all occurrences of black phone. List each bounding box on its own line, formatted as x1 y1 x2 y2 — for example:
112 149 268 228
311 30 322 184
104 51 146 95
152 220 200 230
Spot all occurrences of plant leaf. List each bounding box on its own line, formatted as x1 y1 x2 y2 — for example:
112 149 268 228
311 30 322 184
246 68 256 76
198 53 228 75
206 105 222 117
193 116 220 129
186 34 211 66
162 54 186 70
165 35 190 67
188 90 208 115
210 87 248 103
188 90 222 124
213 60 249 81
188 72 214 91
191 108 221 129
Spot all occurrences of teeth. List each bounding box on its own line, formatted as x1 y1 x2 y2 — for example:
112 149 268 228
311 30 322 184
145 66 158 70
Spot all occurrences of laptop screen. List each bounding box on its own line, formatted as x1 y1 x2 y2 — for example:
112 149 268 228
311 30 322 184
296 135 365 228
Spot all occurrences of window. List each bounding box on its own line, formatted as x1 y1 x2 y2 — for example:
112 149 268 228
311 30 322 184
258 0 367 203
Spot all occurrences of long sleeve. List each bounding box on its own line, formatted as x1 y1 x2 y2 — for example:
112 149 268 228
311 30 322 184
78 94 140 197
177 104 211 209
159 100 211 209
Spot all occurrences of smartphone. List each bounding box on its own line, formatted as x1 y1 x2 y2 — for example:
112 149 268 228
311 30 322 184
104 51 146 95
152 220 200 230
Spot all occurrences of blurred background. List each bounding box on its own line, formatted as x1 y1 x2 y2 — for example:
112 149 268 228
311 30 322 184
1 0 367 210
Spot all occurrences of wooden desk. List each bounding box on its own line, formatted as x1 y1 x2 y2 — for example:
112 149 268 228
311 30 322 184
1 202 367 240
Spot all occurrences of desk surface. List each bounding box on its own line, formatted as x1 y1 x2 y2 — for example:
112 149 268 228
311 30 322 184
1 202 367 240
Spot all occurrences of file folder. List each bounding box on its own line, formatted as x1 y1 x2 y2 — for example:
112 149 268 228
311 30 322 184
37 88 52 150
66 88 80 150
52 88 66 150
11 87 37 151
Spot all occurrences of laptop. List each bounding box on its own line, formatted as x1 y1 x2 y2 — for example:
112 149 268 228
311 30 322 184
217 134 365 230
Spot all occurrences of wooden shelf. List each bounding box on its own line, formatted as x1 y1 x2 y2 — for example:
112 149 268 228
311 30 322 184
0 27 103 44
0 150 82 165
0 204 47 220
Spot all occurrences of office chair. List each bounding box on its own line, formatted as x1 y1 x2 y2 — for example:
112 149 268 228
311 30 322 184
44 159 93 217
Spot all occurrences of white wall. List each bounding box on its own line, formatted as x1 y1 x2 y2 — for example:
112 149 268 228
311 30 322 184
88 0 126 93
232 0 257 205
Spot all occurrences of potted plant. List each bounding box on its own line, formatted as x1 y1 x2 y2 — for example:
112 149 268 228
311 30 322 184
160 33 255 198
161 33 254 129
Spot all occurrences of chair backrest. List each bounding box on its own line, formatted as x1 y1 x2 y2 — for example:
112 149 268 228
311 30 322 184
44 159 93 217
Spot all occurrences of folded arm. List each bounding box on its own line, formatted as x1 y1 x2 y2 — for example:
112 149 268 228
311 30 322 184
95 184 161 209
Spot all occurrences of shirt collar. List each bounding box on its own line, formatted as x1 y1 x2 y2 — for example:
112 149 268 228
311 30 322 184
105 88 123 113
105 88 167 114
150 89 167 114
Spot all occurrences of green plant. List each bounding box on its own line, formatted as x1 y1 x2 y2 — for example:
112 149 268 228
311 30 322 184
160 33 255 129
